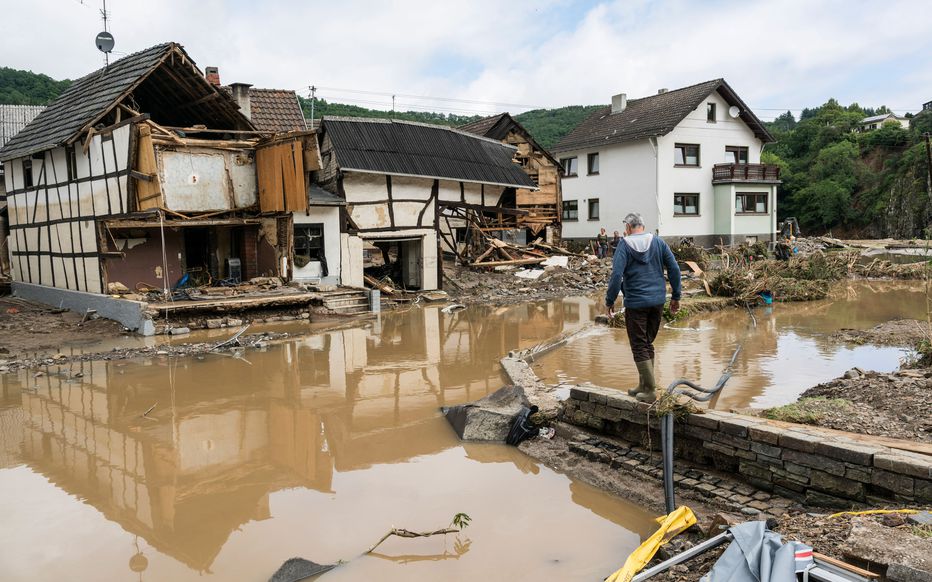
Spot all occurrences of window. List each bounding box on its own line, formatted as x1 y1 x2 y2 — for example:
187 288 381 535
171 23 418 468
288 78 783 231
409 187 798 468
22 159 33 189
707 103 717 123
674 193 699 216
587 152 600 175
561 157 578 176
562 200 578 221
65 146 78 181
725 146 749 165
736 192 768 214
674 143 700 167
294 224 325 266
588 198 600 220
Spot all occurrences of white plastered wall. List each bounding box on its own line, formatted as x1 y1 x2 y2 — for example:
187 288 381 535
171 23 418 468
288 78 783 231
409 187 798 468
293 207 342 284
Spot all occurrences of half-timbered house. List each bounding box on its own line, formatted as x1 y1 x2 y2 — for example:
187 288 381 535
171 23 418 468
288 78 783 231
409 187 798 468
0 42 318 329
313 117 537 291
459 112 563 243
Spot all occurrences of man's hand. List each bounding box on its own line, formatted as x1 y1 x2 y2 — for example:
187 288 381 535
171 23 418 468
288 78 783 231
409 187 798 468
605 302 615 316
669 299 680 314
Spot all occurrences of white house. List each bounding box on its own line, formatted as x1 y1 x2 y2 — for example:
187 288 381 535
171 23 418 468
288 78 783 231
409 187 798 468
553 79 779 247
858 112 910 132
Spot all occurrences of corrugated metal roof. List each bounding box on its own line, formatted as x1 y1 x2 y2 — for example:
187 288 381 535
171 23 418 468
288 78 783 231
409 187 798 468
0 105 46 149
308 184 345 206
322 117 536 189
552 79 773 153
248 88 307 133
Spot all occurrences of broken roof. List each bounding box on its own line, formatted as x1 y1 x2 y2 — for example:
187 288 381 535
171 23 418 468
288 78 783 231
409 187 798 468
458 112 561 168
320 117 536 189
248 88 307 133
552 79 773 154
0 42 252 161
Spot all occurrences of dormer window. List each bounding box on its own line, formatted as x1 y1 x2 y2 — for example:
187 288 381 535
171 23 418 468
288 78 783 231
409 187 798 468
707 103 716 123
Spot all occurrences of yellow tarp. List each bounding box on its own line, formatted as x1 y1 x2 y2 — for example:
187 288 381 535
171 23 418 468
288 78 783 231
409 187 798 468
605 506 697 582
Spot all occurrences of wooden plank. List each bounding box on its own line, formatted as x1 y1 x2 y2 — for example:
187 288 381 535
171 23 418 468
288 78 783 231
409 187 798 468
135 124 163 210
473 257 545 268
288 140 307 211
256 142 283 211
364 274 394 295
516 189 557 206
812 553 879 579
684 260 703 275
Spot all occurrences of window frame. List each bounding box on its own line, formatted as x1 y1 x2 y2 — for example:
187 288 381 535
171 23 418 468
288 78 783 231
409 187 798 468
294 223 326 262
673 193 700 216
560 156 578 177
562 200 579 221
735 192 769 215
674 143 701 167
588 198 600 221
725 146 749 165
22 158 34 189
707 103 717 123
587 152 600 175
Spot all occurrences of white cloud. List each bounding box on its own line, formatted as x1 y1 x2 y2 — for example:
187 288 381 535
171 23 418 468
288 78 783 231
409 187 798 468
2 0 930 118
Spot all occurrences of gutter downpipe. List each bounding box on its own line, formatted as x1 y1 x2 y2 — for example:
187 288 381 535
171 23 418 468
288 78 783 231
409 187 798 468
649 136 660 234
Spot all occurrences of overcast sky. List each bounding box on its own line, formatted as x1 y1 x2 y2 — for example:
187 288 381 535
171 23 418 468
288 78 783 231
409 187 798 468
4 0 930 120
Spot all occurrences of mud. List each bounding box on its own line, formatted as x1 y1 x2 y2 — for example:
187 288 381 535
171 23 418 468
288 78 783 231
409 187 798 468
834 317 932 348
760 368 932 442
0 296 128 358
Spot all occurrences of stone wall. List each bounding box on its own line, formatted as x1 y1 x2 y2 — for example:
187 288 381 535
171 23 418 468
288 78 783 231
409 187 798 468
563 385 932 508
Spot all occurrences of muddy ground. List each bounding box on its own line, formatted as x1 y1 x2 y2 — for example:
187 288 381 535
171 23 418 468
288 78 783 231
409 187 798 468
0 296 128 359
834 317 932 348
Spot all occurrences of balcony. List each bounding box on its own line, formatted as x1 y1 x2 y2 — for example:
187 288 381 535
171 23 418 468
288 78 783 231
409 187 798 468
712 163 781 184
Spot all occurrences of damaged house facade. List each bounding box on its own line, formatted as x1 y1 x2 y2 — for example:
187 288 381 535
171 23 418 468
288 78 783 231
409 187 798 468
0 43 319 329
458 113 563 244
554 79 779 247
311 117 537 291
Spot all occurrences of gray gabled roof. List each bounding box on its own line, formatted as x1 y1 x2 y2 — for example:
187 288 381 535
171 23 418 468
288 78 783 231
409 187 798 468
458 112 562 169
320 117 536 189
552 79 773 154
0 42 252 161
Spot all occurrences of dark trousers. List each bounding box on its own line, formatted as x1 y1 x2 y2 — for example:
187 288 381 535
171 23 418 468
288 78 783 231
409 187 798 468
625 304 664 362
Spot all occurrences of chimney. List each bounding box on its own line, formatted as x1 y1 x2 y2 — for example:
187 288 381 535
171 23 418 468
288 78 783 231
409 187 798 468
611 93 627 114
230 82 253 119
205 66 221 86
658 88 668 94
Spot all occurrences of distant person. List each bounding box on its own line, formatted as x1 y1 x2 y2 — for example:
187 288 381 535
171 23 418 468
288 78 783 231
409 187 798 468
611 230 621 253
596 227 609 259
605 213 682 402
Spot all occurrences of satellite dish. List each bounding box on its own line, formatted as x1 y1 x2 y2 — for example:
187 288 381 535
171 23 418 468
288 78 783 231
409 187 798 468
96 31 115 54
728 105 741 118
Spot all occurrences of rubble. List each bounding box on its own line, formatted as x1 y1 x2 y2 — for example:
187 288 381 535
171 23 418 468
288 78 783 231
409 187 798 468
442 385 532 441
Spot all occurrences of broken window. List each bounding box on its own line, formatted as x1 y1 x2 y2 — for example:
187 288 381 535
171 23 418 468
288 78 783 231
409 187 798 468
562 200 578 221
674 193 699 216
736 192 768 214
561 157 578 176
587 152 599 175
588 198 600 220
725 146 749 164
674 143 700 167
707 103 717 123
294 224 325 268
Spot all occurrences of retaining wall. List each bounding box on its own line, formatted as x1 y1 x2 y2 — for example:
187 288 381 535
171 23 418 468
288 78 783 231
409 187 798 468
563 385 932 508
13 282 154 335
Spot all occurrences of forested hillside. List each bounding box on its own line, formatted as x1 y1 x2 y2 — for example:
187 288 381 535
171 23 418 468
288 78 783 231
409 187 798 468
0 67 71 105
764 102 931 238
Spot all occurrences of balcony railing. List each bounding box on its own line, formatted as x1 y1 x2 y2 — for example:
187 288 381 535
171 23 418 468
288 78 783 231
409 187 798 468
712 163 781 183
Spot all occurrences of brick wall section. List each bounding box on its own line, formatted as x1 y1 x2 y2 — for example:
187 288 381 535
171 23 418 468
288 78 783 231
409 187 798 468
563 385 932 508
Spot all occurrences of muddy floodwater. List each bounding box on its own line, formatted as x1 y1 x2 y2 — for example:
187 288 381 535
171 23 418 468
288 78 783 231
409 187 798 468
536 280 926 409
0 280 924 580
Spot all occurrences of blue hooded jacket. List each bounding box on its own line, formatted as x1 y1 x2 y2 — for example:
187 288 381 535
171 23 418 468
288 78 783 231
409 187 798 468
605 234 682 309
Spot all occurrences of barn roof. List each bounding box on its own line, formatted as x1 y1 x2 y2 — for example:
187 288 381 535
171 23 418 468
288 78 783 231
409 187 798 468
0 42 253 161
320 117 536 189
552 79 773 154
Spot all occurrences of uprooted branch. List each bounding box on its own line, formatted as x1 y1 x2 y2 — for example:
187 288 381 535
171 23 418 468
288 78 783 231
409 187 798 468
366 513 472 554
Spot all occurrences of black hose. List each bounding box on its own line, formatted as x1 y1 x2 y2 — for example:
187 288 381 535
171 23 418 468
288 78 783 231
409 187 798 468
661 413 675 515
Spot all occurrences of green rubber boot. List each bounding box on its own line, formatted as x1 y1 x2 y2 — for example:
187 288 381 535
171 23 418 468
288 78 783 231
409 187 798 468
627 368 645 397
635 359 657 402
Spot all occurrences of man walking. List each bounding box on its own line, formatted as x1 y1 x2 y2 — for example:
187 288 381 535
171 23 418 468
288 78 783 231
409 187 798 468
605 213 682 402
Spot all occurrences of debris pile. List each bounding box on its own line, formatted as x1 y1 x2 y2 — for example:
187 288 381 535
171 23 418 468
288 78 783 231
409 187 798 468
708 251 855 302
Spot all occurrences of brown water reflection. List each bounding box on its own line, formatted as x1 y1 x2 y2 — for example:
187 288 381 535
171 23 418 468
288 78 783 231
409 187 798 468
0 302 653 582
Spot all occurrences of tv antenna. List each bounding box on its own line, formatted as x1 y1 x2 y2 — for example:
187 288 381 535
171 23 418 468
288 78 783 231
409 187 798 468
95 0 114 66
